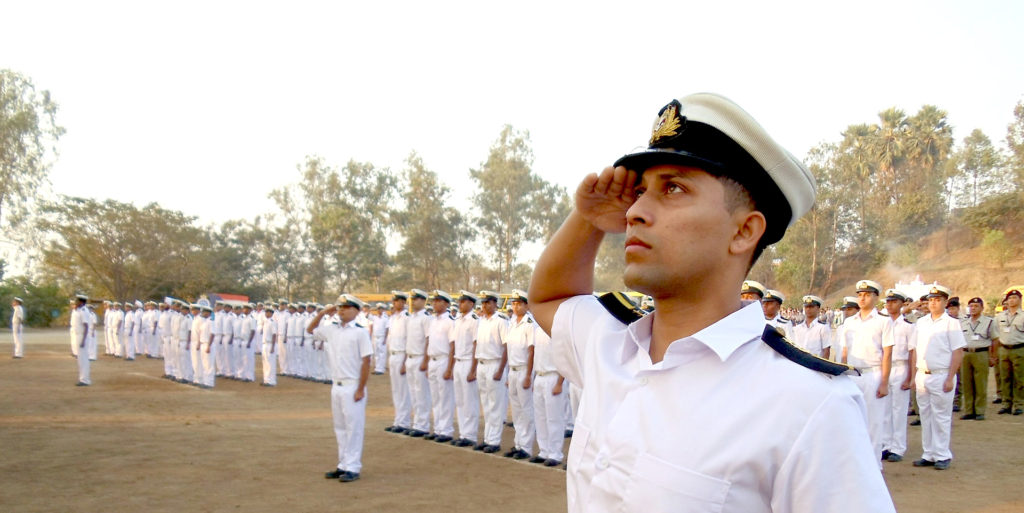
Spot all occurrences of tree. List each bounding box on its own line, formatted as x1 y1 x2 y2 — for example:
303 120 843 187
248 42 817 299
470 125 569 289
0 69 64 230
948 129 1006 209
1005 101 1024 189
393 152 474 289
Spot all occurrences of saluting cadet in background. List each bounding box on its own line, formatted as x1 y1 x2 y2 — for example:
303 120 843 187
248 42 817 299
960 297 999 420
404 289 432 437
842 280 893 466
762 289 795 341
71 294 90 386
995 289 1024 415
881 289 915 463
531 305 567 467
310 295 372 484
503 290 536 460
910 284 966 470
261 306 278 386
11 297 25 358
384 291 412 434
450 291 480 448
474 290 508 453
425 290 456 443
793 296 830 359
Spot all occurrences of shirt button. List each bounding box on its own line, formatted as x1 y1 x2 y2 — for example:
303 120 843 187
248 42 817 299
639 377 649 386
596 454 610 470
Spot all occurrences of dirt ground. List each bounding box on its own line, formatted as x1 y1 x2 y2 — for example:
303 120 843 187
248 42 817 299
2 329 1023 513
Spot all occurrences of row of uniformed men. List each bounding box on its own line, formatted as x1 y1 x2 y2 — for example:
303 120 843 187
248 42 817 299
380 288 577 468
743 279 1024 471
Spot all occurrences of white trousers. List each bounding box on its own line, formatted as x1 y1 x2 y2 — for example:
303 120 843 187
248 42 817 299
405 356 432 432
883 361 911 456
331 382 366 473
508 367 535 455
241 339 255 381
262 343 277 385
215 335 228 375
850 368 888 468
373 337 387 373
200 343 217 387
917 370 956 461
178 339 193 382
70 329 78 356
477 360 508 446
277 338 289 375
388 353 411 428
452 359 480 442
427 356 455 437
104 326 114 355
533 373 567 461
77 339 90 384
88 331 97 360
163 336 175 376
12 325 24 358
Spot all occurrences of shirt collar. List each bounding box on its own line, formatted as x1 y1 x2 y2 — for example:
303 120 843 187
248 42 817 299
624 300 765 366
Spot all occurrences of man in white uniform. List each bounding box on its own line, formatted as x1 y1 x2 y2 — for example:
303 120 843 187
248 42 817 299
198 305 216 389
529 93 894 512
11 297 25 358
383 292 412 434
793 295 830 359
86 304 98 360
239 304 256 381
504 290 536 460
532 306 567 466
310 294 372 483
881 289 915 462
910 284 966 470
261 306 278 386
425 291 456 443
762 289 795 340
449 291 480 448
276 302 293 377
404 289 432 437
841 279 893 466
71 294 91 386
370 304 388 374
473 290 509 453
159 303 173 375
122 302 137 360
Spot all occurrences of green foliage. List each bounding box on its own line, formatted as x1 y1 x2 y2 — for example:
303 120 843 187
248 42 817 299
0 69 64 230
593 233 626 292
981 229 1012 268
0 276 69 328
961 192 1024 233
470 125 569 289
1006 101 1024 187
947 128 1007 209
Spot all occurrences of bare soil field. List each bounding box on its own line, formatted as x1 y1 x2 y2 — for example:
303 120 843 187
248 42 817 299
2 329 1023 513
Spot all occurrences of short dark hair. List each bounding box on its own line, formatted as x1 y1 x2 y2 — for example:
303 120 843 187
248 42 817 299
717 176 767 268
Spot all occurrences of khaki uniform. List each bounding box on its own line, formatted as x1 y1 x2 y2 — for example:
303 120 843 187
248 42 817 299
995 309 1024 410
960 315 1000 416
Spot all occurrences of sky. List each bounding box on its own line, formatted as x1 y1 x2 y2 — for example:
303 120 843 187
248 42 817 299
3 0 1023 268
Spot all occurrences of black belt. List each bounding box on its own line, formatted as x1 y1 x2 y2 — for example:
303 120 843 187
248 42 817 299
966 347 990 353
1001 342 1024 350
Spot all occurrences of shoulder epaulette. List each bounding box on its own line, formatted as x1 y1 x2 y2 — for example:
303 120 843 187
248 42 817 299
526 317 534 323
778 316 790 323
497 313 508 320
355 323 365 329
448 314 455 320
471 313 478 319
762 326 857 377
903 317 914 324
597 291 646 325
817 318 827 325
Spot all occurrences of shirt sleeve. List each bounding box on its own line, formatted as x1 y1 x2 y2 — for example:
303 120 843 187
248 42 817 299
949 319 968 351
988 318 1001 341
312 325 328 342
358 330 373 359
551 295 612 389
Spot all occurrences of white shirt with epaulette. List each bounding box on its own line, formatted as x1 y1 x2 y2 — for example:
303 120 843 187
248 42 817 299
386 311 408 352
911 313 967 373
451 312 479 360
405 309 431 356
551 296 894 513
505 313 535 367
426 312 455 357
792 318 831 357
313 319 372 382
885 315 915 361
475 312 508 360
842 309 893 369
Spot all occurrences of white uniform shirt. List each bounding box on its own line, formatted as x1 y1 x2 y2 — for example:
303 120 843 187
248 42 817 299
123 310 136 335
111 310 123 333
405 309 431 356
505 313 535 368
532 325 558 374
427 312 455 357
370 314 388 342
886 315 915 362
191 314 202 344
766 314 795 341
552 296 895 513
158 310 171 334
289 312 305 340
451 312 479 360
792 319 831 357
387 311 408 352
276 311 291 341
262 316 277 344
313 318 372 381
197 316 213 345
240 314 254 343
911 313 967 373
70 306 89 341
12 305 25 328
475 312 508 360
134 309 145 334
842 309 893 369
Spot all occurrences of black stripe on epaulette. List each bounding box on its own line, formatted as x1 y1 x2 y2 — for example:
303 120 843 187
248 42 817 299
597 292 646 325
761 326 857 377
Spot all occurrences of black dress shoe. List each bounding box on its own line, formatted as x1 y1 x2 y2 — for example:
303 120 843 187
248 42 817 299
408 430 426 438
339 471 360 482
564 429 574 438
880 450 891 461
473 443 487 451
503 448 518 458
1014 409 1023 415
75 381 89 386
424 433 436 440
912 458 934 467
909 418 921 426
998 407 1012 414
454 439 474 447
434 435 452 443
505 421 514 427
934 459 951 470
482 445 501 454
544 459 562 467
886 453 903 462
960 413 977 420
993 398 1003 404
952 404 961 412
512 449 530 460
908 409 917 416
384 425 395 432
976 414 986 420
325 468 345 479
529 456 546 464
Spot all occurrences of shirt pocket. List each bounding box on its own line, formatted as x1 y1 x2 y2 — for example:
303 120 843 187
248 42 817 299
626 452 731 513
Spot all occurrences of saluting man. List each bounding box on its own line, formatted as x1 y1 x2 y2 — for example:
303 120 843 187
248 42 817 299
425 290 456 443
910 285 966 470
450 291 481 448
11 297 25 359
793 296 830 359
474 290 509 453
310 295 372 483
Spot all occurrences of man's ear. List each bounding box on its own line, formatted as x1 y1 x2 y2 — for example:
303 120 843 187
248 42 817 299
729 209 766 256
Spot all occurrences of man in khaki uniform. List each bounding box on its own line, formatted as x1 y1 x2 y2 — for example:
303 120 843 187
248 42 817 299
996 289 1024 415
960 297 1000 420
